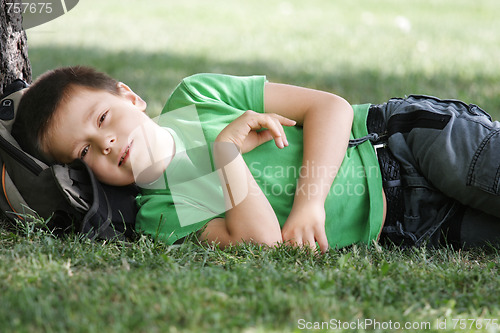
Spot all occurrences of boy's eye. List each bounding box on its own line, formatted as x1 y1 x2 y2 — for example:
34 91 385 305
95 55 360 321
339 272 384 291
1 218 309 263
98 111 108 127
80 145 89 159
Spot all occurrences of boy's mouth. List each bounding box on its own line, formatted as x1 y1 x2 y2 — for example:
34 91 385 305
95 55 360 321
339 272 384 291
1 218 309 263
118 141 133 166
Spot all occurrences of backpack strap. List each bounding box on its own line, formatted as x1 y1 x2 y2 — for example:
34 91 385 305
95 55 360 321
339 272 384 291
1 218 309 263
0 163 38 221
52 163 91 213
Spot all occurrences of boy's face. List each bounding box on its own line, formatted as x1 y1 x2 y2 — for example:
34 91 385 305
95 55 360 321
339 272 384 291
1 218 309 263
43 83 171 186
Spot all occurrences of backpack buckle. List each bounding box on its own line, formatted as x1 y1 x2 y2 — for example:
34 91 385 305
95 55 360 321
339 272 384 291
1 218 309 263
373 142 387 157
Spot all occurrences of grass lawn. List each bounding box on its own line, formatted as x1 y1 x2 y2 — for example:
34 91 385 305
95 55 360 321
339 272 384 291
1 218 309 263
1 0 500 331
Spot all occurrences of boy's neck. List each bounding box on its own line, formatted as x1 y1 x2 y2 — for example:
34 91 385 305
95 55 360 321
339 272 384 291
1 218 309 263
133 126 175 186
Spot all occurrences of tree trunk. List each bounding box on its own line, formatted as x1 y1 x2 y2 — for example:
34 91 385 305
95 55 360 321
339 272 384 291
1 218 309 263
0 0 32 96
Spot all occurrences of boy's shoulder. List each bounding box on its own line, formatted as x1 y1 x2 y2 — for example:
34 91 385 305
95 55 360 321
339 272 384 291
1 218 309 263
177 73 263 95
165 73 266 112
179 73 266 89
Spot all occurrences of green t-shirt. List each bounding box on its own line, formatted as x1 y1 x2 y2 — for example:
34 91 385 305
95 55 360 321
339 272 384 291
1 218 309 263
135 73 384 249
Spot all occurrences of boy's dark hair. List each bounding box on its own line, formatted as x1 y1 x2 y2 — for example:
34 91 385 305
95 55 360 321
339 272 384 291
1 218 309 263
12 66 120 163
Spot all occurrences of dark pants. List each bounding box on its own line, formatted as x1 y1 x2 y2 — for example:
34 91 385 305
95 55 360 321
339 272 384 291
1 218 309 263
369 95 500 248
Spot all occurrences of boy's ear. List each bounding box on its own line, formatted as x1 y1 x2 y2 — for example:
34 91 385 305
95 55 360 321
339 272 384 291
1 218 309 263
117 82 147 112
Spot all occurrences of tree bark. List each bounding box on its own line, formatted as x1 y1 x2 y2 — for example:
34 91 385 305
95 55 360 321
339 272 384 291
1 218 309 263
0 0 32 96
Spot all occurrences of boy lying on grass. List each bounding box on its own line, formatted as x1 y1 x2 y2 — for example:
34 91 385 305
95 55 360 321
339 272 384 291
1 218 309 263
12 66 500 252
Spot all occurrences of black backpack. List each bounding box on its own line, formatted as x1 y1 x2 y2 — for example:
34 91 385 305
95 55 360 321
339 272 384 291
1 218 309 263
0 79 138 240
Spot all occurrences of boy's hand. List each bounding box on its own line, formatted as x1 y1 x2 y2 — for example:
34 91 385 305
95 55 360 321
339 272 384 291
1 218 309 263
216 110 296 153
281 202 329 253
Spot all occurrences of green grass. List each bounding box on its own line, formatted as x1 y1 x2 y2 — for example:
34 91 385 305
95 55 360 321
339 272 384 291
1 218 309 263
2 0 500 331
1 226 499 332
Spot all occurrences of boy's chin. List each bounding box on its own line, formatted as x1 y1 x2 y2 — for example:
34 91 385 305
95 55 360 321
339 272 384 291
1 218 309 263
133 161 168 186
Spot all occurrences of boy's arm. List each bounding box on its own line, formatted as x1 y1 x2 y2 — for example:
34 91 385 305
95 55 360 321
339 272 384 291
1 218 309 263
199 152 282 248
263 82 354 253
198 111 295 248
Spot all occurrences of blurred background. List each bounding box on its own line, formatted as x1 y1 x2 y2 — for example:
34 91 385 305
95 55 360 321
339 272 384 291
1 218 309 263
26 0 500 118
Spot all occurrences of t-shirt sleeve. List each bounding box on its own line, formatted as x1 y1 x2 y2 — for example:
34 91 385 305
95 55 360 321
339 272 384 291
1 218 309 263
165 73 267 114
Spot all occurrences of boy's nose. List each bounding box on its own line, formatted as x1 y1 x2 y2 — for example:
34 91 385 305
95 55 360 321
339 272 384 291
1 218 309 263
101 137 116 155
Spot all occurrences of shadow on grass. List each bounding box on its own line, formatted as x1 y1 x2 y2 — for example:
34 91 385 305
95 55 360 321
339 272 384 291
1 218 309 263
28 44 500 119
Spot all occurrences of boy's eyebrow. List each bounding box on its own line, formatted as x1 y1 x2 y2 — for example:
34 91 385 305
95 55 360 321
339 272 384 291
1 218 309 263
85 100 100 124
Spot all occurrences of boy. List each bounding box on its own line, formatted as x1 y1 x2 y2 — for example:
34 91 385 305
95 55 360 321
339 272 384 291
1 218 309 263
12 66 500 251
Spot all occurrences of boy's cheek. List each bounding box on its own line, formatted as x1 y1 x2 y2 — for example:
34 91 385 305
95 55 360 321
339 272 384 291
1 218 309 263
128 124 172 185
